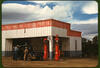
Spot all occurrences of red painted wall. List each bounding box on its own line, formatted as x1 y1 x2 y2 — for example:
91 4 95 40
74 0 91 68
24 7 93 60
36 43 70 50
2 19 81 37
67 30 81 37
2 20 52 30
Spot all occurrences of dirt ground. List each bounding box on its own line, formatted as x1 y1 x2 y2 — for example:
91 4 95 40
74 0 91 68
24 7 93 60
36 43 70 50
2 57 98 67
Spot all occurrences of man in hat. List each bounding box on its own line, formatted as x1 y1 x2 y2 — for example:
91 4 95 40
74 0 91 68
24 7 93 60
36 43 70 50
24 47 29 61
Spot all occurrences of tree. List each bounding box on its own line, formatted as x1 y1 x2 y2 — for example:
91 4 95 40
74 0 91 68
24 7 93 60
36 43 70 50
92 35 98 56
82 35 98 57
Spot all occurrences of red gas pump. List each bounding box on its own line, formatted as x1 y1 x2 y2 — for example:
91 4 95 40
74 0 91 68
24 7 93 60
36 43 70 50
43 38 48 60
55 35 60 61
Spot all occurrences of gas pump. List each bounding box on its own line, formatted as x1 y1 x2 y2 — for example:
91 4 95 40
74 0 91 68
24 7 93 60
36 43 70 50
43 38 48 60
54 35 60 61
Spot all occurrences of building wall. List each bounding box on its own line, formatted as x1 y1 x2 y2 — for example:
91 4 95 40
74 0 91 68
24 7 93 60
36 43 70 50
2 27 67 38
2 27 51 56
2 26 67 56
5 39 13 56
62 38 70 51
69 36 82 57
69 37 82 51
2 19 82 57
52 27 67 37
2 27 52 38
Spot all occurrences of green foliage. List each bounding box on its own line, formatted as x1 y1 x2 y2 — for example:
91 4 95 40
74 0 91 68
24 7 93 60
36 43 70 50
82 35 98 57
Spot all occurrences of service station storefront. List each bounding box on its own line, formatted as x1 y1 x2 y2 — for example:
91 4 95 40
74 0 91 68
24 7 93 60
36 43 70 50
2 19 82 60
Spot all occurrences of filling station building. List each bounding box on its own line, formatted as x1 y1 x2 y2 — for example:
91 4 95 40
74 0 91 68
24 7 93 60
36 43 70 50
2 19 82 60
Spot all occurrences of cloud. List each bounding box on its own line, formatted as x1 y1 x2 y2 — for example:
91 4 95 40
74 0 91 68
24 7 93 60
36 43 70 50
71 23 98 34
82 33 98 40
82 1 98 14
2 1 98 40
2 3 73 24
71 23 98 40
28 1 54 5
71 16 98 40
72 17 98 24
28 1 72 5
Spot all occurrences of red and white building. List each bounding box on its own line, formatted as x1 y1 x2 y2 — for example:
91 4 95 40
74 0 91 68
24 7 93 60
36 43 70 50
2 19 82 59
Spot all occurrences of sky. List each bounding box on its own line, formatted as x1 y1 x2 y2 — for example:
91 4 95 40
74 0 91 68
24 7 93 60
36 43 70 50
2 1 98 40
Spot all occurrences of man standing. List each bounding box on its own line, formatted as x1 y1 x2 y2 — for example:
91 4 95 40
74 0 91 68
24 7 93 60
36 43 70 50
13 45 19 60
24 47 29 61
